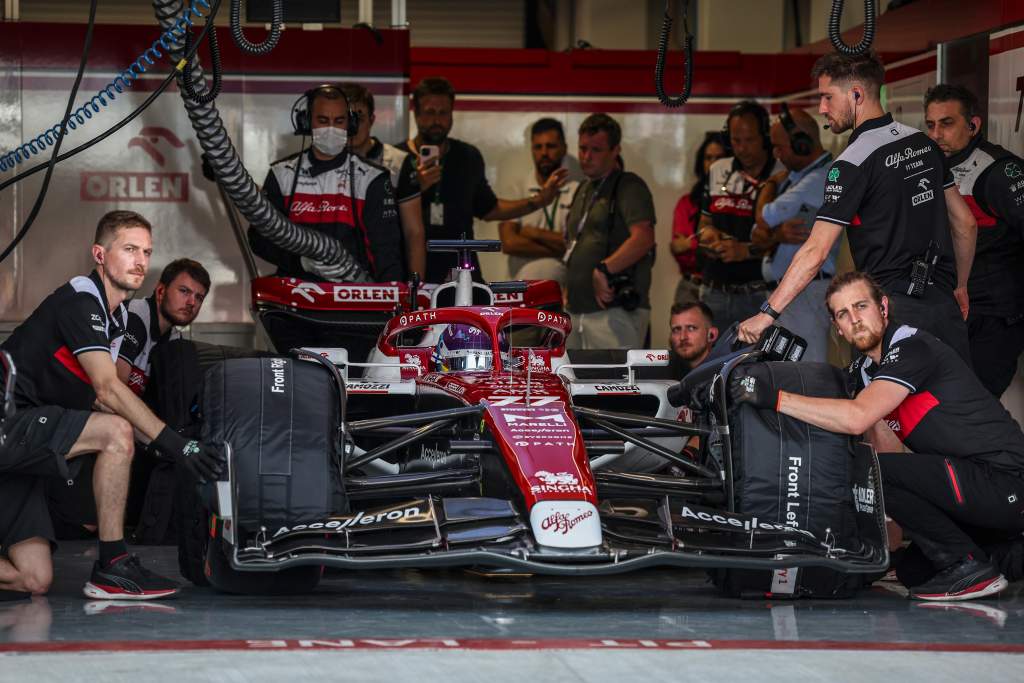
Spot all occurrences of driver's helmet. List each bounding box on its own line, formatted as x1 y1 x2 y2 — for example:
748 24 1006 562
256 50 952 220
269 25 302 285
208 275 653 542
432 324 492 371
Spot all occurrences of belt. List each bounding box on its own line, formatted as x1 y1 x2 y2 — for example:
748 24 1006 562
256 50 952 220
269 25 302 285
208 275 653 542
703 280 776 294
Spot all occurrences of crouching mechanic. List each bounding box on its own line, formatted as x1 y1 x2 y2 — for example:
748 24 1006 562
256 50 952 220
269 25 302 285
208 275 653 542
117 258 209 396
729 271 1024 601
0 211 223 599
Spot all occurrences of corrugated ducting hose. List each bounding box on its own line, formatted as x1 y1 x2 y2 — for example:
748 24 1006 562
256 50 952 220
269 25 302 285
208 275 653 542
152 0 370 281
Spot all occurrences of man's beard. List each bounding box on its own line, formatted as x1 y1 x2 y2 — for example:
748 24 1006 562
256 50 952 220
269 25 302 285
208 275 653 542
676 341 709 363
160 299 196 327
850 325 883 353
421 125 449 145
828 108 856 135
109 270 143 293
536 158 559 179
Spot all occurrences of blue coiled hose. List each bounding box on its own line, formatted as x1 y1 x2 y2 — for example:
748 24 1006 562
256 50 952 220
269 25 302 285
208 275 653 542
0 0 214 172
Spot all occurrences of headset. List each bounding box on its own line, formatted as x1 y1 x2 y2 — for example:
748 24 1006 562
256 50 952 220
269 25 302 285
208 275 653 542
722 100 771 154
290 84 360 138
779 102 814 156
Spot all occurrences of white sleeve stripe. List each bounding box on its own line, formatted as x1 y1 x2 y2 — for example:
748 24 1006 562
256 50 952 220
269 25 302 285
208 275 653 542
873 375 916 392
943 180 956 188
72 345 110 355
817 216 851 226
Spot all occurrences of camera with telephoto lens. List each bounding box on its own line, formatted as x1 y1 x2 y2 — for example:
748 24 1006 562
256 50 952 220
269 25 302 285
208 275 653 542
607 271 641 311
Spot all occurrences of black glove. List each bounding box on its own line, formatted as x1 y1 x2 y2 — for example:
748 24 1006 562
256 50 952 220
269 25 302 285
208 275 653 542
153 426 224 482
728 366 779 411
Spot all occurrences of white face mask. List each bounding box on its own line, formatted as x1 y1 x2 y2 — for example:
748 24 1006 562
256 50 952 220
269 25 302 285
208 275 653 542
312 126 348 157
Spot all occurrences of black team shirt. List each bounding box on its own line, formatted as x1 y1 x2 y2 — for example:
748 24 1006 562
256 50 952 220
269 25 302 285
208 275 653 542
849 323 1024 473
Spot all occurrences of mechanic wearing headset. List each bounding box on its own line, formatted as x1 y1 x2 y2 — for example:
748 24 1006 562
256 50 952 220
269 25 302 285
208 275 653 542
924 84 1024 398
250 84 404 282
738 51 978 362
750 105 838 363
730 271 1024 601
0 211 223 600
697 100 785 332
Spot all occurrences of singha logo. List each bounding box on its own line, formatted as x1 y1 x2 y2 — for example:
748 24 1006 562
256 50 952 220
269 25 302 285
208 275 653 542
535 470 578 486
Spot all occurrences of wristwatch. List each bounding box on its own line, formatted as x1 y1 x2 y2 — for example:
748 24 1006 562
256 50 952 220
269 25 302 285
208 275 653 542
595 261 613 278
759 300 781 320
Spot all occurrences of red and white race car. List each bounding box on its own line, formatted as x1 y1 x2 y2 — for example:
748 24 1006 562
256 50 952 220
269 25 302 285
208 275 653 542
181 242 887 597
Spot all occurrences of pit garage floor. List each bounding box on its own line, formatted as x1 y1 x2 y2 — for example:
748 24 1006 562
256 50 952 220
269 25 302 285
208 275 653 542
2 542 1023 682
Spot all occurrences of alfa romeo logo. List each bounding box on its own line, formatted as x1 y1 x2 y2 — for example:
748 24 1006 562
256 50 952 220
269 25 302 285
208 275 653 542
828 167 840 182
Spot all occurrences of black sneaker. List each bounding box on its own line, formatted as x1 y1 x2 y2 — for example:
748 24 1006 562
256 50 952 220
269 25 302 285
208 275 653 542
83 553 180 600
909 556 1008 602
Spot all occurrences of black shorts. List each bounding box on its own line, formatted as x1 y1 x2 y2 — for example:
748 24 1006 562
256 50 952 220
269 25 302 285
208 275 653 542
0 406 90 553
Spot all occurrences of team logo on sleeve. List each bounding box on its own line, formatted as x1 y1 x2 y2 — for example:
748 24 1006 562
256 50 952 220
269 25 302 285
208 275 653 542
827 167 840 182
1006 163 1023 179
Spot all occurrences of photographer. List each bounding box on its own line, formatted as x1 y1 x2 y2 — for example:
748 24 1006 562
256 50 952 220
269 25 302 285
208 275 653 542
564 114 656 349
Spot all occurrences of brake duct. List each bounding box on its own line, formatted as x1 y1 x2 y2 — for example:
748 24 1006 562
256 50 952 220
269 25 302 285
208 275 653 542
151 0 370 282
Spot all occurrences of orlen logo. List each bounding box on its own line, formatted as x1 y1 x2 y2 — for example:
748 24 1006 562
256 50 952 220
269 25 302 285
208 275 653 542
332 286 399 303
646 352 668 362
540 508 594 535
80 127 189 203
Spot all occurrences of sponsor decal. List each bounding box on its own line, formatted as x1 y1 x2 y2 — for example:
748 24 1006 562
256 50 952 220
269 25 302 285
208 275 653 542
905 159 925 171
824 183 843 195
270 502 430 539
91 324 105 332
332 286 399 303
711 196 753 212
827 167 840 182
81 172 188 202
917 177 931 191
890 127 899 136
420 444 449 462
444 382 465 395
678 505 792 533
852 484 875 514
123 332 139 346
493 292 523 304
347 382 390 393
529 354 546 369
289 199 351 217
80 127 189 203
540 508 594 535
531 477 593 496
506 413 566 424
911 189 934 206
478 307 504 317
90 314 102 322
645 352 668 362
1006 163 1023 180
399 311 437 326
594 384 641 393
536 311 567 326
886 418 902 433
403 354 422 367
291 282 326 303
535 470 578 486
268 358 287 394
882 347 900 365
486 395 561 406
885 146 930 169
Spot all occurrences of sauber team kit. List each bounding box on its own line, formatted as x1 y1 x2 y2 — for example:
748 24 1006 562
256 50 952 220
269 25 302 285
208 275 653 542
173 242 887 598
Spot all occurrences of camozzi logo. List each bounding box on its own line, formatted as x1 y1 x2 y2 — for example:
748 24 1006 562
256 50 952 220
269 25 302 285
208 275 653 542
80 127 189 202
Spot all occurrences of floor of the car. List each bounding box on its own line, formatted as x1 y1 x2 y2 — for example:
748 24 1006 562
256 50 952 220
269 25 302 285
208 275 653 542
1 541 1021 681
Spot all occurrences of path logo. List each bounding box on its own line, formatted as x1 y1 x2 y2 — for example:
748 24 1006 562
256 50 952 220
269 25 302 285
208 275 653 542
80 127 189 202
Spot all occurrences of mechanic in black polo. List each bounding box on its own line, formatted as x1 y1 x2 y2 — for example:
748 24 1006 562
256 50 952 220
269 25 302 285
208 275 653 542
730 271 1024 601
924 84 1024 397
0 211 222 600
738 51 978 362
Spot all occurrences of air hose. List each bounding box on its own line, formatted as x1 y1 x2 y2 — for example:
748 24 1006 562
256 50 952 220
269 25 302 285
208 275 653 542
229 0 283 55
181 22 222 104
152 0 370 281
654 1 694 108
828 0 876 56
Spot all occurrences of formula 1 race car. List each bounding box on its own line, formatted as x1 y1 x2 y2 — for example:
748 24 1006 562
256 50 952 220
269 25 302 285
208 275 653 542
178 242 887 598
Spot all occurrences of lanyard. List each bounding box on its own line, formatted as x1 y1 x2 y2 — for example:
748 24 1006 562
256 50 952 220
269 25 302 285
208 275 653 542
571 175 609 240
540 196 557 230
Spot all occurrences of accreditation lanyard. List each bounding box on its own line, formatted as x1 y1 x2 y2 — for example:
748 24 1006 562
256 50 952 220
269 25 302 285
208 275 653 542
569 174 610 241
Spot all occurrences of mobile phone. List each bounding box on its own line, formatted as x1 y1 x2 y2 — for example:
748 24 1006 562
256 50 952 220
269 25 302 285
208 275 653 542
419 145 440 166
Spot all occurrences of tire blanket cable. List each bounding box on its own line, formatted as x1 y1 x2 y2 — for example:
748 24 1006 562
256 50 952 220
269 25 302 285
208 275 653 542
152 0 369 281
828 0 876 55
654 0 694 108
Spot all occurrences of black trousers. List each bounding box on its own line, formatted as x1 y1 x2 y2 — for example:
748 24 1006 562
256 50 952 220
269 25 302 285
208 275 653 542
887 288 971 365
968 313 1024 398
880 453 1024 570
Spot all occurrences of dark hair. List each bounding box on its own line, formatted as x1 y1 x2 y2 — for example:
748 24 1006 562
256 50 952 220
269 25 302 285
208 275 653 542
94 210 151 247
159 258 210 293
530 117 565 142
412 77 455 112
308 84 348 108
811 50 886 99
923 83 980 123
824 271 886 317
578 113 622 148
725 100 770 143
339 82 374 117
670 300 715 326
689 131 727 205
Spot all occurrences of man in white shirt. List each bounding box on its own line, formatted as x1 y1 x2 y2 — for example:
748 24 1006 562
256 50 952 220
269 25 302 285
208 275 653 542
499 118 581 284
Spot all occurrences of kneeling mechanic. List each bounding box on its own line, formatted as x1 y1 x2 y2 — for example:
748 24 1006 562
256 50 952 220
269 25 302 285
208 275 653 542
729 270 1024 601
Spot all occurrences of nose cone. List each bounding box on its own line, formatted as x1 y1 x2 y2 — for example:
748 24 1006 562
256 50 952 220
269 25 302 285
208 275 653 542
530 500 602 549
